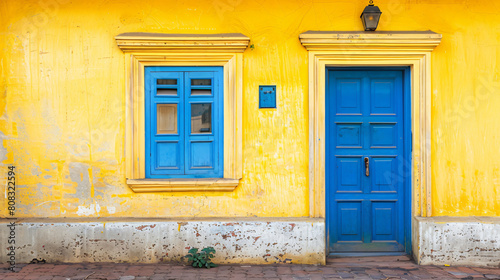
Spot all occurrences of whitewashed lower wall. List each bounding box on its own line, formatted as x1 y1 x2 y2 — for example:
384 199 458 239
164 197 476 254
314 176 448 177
0 218 325 265
415 216 500 267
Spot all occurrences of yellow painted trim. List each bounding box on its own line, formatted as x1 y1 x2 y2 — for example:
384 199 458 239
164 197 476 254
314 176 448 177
299 31 441 218
116 34 249 192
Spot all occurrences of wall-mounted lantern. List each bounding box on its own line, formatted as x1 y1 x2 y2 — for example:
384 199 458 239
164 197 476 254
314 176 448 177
360 0 382 31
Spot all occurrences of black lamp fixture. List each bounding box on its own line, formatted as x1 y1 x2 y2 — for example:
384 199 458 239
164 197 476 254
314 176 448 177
360 0 382 31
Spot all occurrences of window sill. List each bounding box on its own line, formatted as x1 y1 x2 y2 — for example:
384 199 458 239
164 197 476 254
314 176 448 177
127 178 240 192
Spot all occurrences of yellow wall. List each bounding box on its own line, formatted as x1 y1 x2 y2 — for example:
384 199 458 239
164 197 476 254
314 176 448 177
1 0 499 218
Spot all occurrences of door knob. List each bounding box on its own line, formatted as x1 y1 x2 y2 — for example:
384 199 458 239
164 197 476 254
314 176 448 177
364 157 369 176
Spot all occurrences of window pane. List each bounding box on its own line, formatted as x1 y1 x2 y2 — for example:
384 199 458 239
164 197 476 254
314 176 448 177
191 89 211 95
191 103 211 133
157 89 177 95
191 79 211 86
157 104 177 134
157 79 177 85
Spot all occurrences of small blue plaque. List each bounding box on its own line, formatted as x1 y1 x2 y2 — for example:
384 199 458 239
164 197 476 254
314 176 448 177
259 85 276 108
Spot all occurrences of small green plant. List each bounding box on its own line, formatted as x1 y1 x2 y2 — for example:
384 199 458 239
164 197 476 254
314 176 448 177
185 247 218 268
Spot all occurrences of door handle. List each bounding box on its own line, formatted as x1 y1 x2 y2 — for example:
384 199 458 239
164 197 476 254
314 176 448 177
364 157 369 176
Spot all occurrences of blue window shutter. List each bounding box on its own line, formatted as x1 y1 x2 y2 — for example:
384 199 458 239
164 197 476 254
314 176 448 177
145 66 223 178
184 70 223 177
146 69 185 176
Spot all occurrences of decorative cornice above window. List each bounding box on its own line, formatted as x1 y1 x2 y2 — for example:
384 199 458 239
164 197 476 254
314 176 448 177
299 31 442 51
115 32 250 52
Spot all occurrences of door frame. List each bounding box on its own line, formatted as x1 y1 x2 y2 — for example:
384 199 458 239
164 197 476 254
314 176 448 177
298 31 442 260
325 66 412 255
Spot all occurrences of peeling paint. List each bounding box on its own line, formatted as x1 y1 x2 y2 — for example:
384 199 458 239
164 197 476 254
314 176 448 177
136 224 156 231
106 206 116 214
416 217 500 267
0 219 325 264
0 132 8 162
76 203 101 216
68 163 92 200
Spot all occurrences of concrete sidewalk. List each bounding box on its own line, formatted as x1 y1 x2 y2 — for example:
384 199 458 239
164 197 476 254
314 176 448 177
1 256 499 280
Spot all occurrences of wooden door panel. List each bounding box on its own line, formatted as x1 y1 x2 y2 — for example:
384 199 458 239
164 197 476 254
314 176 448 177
327 69 407 253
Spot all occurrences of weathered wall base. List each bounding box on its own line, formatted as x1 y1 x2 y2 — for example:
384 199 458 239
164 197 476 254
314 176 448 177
0 218 325 265
415 217 500 267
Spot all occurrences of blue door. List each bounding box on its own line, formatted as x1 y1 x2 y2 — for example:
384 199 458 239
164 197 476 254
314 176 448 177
326 68 411 253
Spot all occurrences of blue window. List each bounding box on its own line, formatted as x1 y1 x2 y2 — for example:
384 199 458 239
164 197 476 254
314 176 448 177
145 67 223 178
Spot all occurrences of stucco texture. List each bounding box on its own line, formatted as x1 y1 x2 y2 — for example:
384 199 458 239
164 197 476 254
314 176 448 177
1 0 499 218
